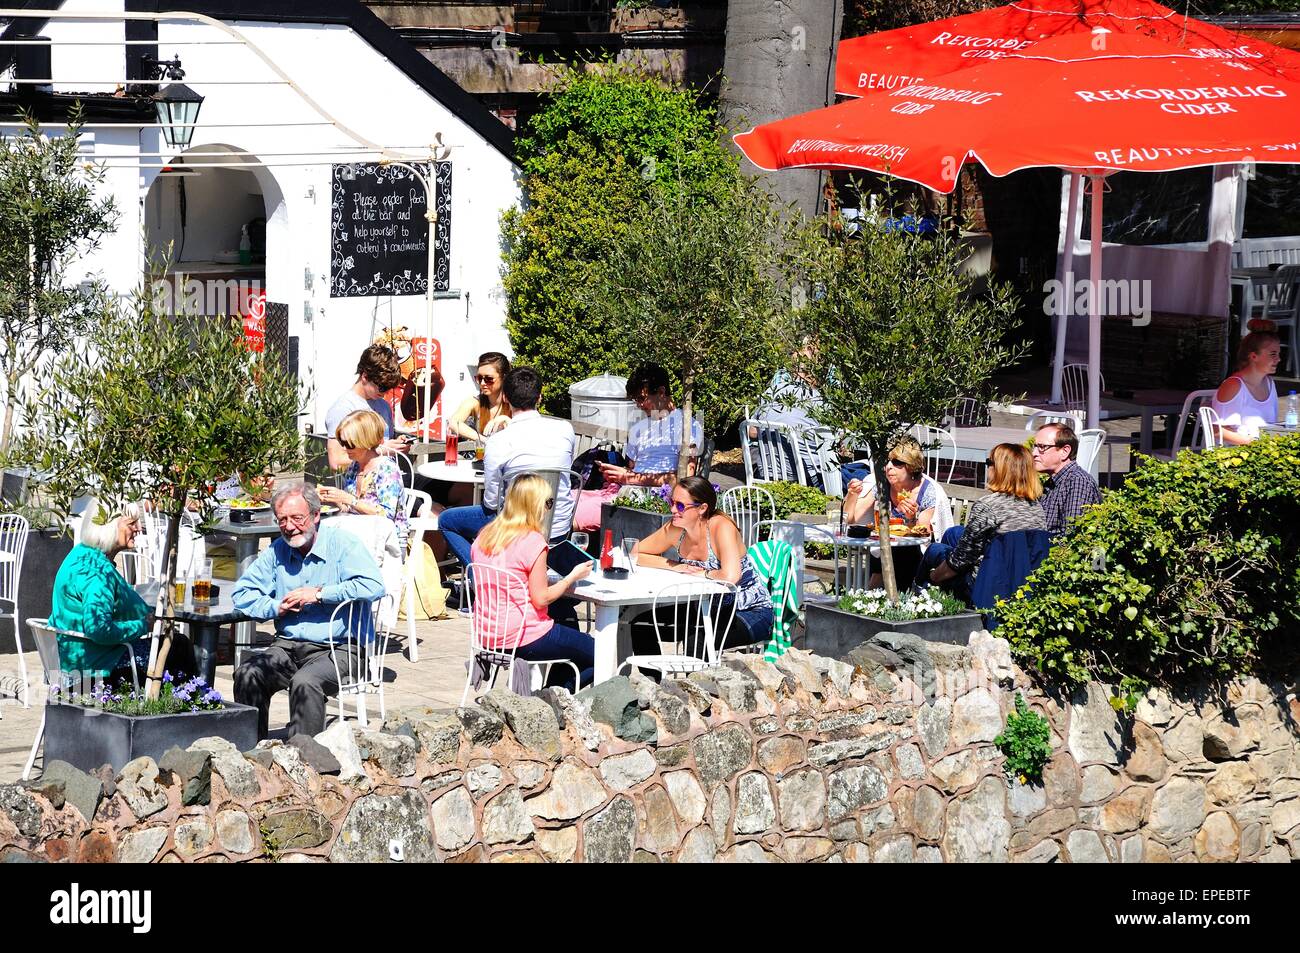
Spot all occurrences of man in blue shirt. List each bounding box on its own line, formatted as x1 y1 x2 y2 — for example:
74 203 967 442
233 483 386 738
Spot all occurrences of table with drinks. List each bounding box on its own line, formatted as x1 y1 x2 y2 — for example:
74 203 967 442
416 434 487 505
138 571 250 685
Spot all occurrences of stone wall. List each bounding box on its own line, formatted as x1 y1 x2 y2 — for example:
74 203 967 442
2 633 1298 863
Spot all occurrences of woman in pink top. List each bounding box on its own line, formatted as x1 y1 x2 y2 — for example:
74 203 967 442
470 474 594 689
1212 329 1280 445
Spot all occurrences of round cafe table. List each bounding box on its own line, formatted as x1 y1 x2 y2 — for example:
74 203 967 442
832 532 930 592
416 460 485 505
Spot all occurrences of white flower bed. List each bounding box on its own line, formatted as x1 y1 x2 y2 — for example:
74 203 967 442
836 587 966 621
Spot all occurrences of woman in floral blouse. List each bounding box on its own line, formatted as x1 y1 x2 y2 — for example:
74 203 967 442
319 409 408 543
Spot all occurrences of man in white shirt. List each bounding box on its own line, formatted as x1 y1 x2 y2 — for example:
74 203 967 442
597 363 703 485
324 344 407 469
439 367 580 574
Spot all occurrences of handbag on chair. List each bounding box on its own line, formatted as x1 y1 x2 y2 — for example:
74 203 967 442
399 540 450 621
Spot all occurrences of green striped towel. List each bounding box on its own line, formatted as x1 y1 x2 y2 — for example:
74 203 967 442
747 538 801 661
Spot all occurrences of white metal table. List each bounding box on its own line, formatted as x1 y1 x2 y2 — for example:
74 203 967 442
832 533 929 591
417 460 485 505
560 566 730 683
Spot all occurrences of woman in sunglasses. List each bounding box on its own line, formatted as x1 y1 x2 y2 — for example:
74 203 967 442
470 475 594 690
631 476 774 647
318 410 409 543
449 351 513 443
842 435 936 534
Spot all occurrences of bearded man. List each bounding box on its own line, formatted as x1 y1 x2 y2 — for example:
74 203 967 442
232 483 385 738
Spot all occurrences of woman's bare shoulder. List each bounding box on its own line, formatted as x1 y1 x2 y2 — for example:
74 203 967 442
1216 377 1241 402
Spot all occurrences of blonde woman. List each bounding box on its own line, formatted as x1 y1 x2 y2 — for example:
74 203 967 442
470 474 593 689
922 443 1046 602
319 409 408 541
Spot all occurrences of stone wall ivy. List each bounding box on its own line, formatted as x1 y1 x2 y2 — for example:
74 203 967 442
2 634 1297 863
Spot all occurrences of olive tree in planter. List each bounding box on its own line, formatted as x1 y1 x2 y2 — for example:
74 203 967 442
583 169 790 478
8 288 302 700
781 206 1022 604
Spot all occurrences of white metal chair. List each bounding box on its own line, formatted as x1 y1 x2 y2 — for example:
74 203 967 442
23 617 140 780
1149 389 1219 461
527 467 582 542
908 424 958 484
1199 405 1225 449
1061 364 1103 413
721 485 776 548
618 579 739 679
1260 265 1300 375
327 597 392 728
948 397 990 428
1025 409 1086 433
460 562 580 706
0 514 30 707
392 450 416 490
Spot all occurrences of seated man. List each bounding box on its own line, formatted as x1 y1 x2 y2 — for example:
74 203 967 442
324 344 407 470
749 367 827 489
439 366 584 576
232 483 386 739
1032 422 1101 539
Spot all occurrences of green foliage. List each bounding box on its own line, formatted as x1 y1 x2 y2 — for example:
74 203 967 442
781 198 1022 598
583 171 789 475
998 436 1300 692
0 111 118 451
995 693 1053 784
7 280 304 591
837 586 968 621
53 672 224 716
763 481 833 521
502 65 740 415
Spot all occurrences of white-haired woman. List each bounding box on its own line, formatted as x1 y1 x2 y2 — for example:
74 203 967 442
49 501 194 683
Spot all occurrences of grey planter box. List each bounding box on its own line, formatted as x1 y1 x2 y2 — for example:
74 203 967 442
600 504 669 551
803 601 983 658
44 700 259 773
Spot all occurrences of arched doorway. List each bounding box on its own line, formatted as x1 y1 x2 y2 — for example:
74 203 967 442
143 143 286 321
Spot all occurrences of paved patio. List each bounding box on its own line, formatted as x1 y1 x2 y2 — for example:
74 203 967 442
0 612 477 784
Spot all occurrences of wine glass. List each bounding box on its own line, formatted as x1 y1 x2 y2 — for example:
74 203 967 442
570 531 589 561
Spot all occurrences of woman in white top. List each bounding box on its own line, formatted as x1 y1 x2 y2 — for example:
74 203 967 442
1211 330 1280 445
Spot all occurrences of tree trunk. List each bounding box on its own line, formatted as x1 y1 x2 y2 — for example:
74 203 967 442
144 495 184 700
0 367 19 457
873 450 900 604
677 371 695 482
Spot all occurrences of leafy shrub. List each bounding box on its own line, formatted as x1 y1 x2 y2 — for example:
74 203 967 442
995 693 1052 784
51 671 224 716
763 481 833 521
837 587 968 621
999 435 1300 697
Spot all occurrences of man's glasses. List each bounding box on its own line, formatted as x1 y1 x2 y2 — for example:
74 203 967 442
1031 443 1063 454
475 374 498 385
671 500 704 513
276 513 313 528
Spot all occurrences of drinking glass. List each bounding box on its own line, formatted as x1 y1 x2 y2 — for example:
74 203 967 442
622 538 638 573
193 558 214 604
570 531 589 556
172 575 187 607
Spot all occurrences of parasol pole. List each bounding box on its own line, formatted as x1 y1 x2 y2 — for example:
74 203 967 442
1087 172 1105 430
1052 171 1082 405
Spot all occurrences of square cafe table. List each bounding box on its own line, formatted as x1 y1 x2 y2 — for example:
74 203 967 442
555 565 731 683
136 582 250 685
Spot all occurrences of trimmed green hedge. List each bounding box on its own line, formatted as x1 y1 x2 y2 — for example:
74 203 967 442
999 435 1300 701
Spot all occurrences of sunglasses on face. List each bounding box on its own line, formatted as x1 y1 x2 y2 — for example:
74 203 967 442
985 458 995 468
671 500 704 513
886 458 908 469
338 438 355 450
475 374 498 385
545 497 555 511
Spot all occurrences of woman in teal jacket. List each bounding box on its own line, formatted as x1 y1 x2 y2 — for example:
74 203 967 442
50 501 194 683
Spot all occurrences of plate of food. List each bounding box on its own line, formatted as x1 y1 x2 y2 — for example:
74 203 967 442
320 503 340 516
229 497 271 511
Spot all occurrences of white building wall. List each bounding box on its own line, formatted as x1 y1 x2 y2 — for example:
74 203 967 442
18 4 521 431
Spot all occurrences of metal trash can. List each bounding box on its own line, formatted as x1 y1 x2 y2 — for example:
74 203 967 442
568 373 644 432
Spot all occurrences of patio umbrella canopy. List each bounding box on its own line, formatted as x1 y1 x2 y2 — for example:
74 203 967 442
735 30 1300 426
835 0 1300 98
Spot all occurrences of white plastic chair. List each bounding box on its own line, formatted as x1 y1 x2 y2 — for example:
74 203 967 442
1075 428 1107 479
399 487 435 662
23 617 140 780
0 514 30 707
392 450 416 490
948 397 990 428
460 562 580 706
327 597 391 728
1062 364 1103 413
908 424 957 484
721 485 776 548
617 579 739 679
742 418 808 485
1199 405 1225 449
1149 389 1218 461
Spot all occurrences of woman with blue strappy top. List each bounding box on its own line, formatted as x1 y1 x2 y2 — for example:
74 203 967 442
631 476 773 647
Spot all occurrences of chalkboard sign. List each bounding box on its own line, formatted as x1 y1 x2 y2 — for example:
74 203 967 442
330 161 452 297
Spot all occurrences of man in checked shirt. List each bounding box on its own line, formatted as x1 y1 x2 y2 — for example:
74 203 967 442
1032 423 1102 539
